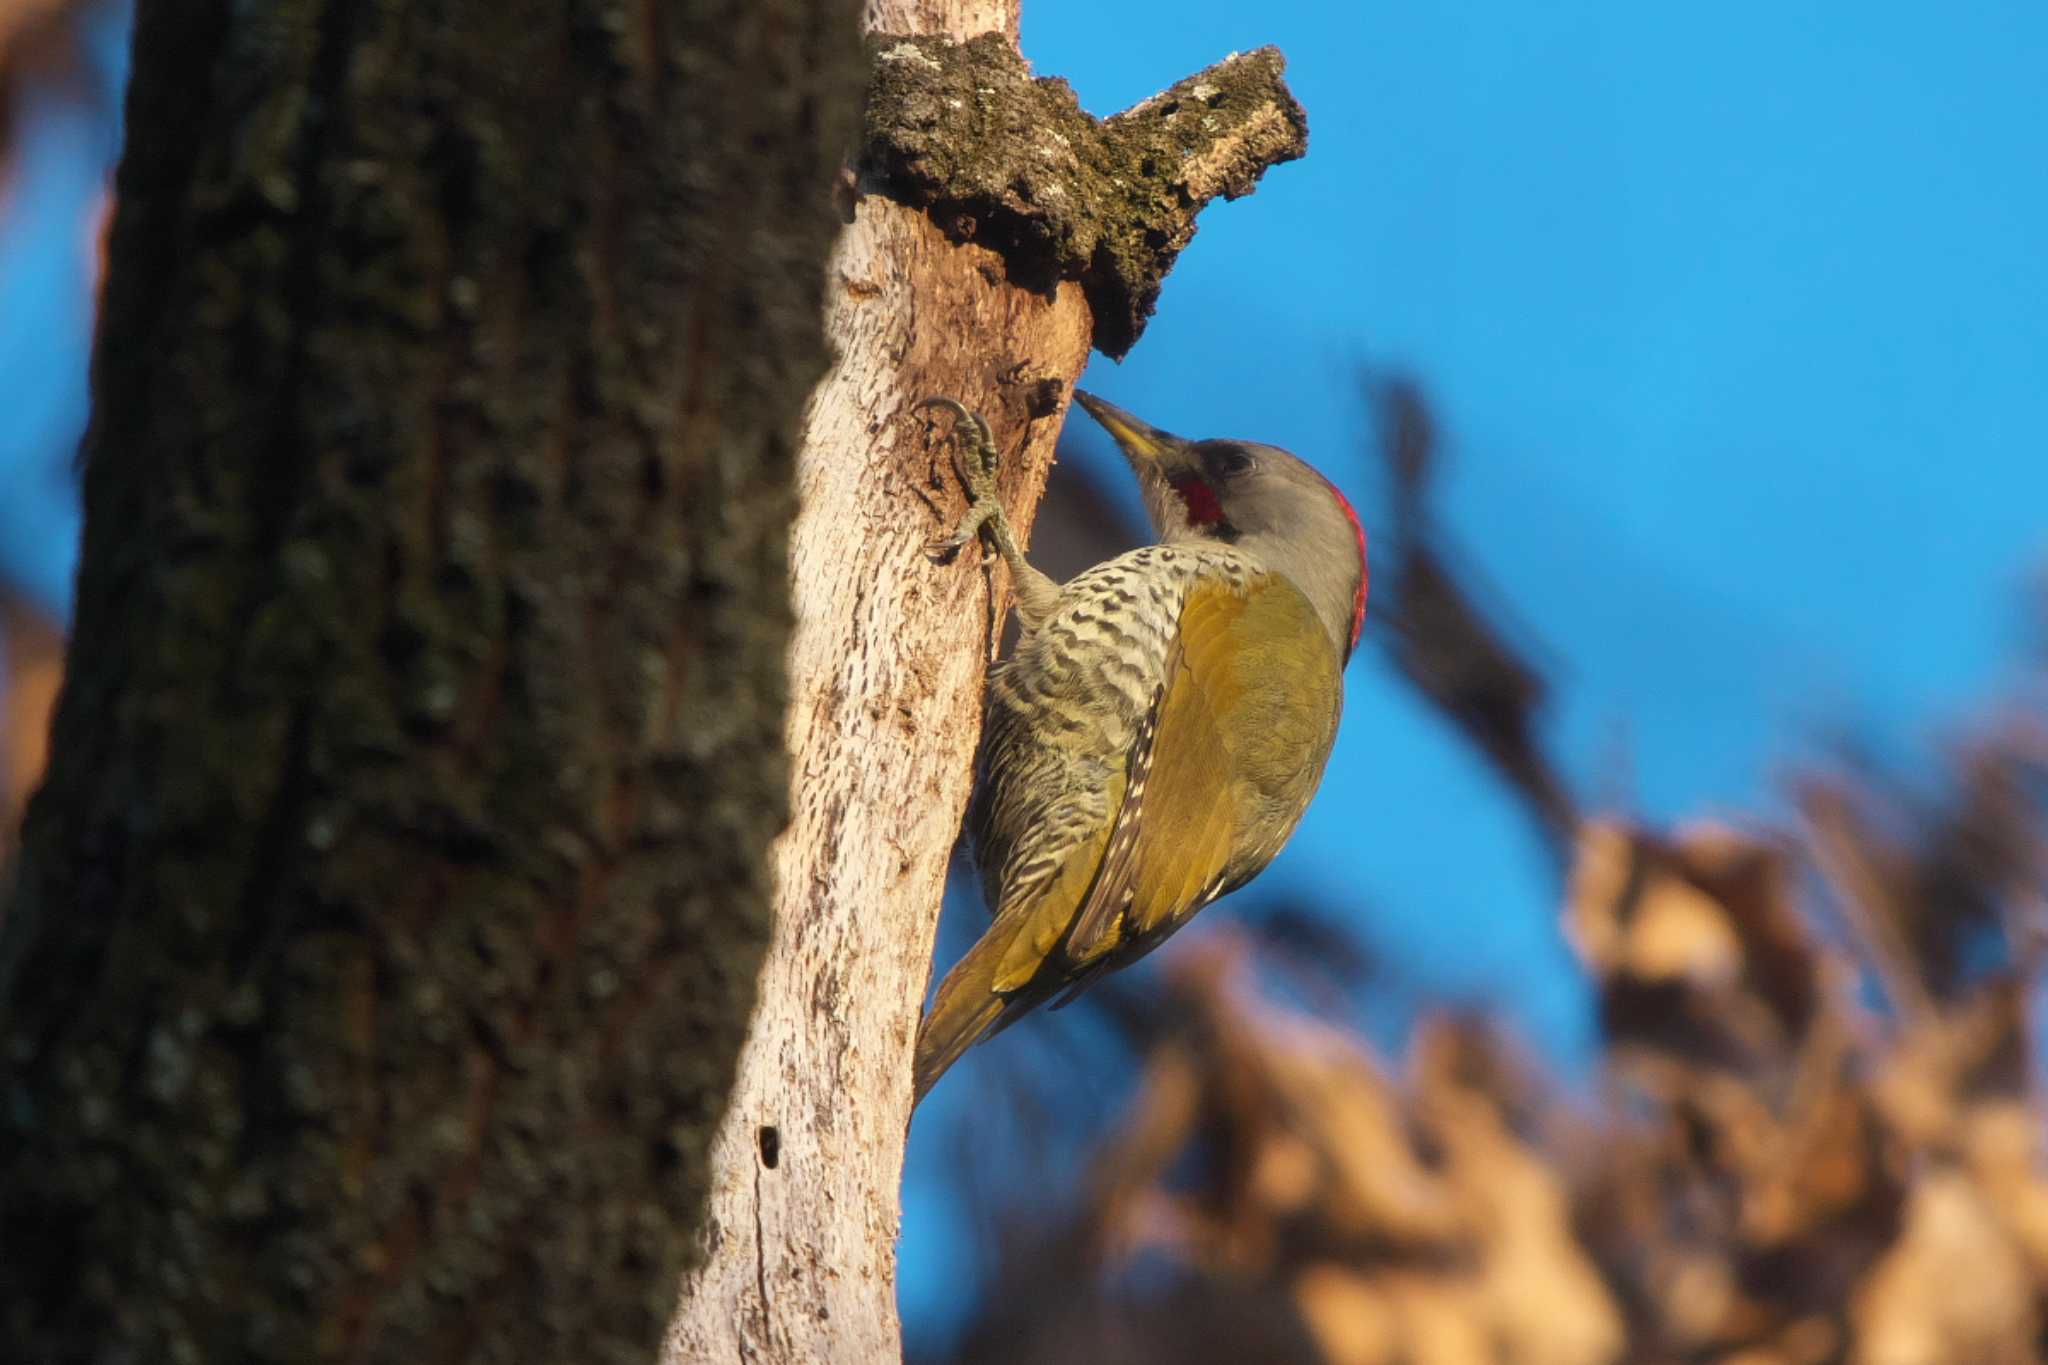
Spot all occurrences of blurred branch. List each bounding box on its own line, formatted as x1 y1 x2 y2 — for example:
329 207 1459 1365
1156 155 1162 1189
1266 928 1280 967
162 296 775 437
1368 377 1579 859
1797 777 1940 1028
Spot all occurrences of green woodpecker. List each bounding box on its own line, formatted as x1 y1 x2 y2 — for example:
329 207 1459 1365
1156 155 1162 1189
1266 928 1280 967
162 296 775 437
913 391 1367 1102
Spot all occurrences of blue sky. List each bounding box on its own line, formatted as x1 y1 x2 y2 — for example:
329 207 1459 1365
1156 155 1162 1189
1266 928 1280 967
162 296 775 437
903 0 2048 1346
1017 0 2048 1040
3 1 2046 1351
0 2 127 621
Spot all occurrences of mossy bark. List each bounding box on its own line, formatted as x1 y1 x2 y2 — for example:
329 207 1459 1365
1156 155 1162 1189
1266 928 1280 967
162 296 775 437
862 35 1307 356
0 2 860 1361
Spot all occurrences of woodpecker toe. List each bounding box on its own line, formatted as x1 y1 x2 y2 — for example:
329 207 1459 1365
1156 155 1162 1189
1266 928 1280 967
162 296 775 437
919 394 1015 565
925 529 970 563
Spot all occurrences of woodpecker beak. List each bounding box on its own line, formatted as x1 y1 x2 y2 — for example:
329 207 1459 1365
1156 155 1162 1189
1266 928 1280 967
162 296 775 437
1074 389 1182 468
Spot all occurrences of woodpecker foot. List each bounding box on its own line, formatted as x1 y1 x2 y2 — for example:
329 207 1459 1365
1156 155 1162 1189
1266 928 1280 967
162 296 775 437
919 395 1063 629
919 397 1005 563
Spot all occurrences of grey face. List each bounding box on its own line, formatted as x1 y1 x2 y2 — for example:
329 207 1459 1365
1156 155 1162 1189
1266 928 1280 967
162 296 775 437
1176 440 1340 540
1175 441 1368 659
1074 389 1369 658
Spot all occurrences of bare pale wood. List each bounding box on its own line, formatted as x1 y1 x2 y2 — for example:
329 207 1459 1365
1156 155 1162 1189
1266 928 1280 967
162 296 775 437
667 10 1070 1360
865 0 1018 42
665 189 1090 1361
667 1 1314 1355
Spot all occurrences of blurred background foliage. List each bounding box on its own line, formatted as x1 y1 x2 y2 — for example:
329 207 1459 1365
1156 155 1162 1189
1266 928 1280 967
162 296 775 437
916 393 2048 1364
0 0 123 855
5 3 2047 1362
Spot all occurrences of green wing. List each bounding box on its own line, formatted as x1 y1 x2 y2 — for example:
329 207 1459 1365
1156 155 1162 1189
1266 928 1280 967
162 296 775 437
914 569 1342 1102
1065 571 1342 963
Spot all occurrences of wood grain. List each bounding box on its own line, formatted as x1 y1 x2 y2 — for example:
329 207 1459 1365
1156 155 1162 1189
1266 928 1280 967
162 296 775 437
666 193 1090 1362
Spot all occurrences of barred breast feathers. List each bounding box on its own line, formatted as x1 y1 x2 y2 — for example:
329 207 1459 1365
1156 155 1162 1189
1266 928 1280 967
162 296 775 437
970 544 1263 918
991 543 1262 733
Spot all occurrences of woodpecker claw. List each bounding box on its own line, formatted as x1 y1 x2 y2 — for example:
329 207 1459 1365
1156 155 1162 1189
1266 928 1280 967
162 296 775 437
916 397 996 468
927 502 995 563
918 396 1005 554
925 533 968 564
915 394 1063 631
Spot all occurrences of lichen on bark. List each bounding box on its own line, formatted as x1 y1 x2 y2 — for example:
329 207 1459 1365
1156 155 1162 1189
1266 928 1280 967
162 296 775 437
862 33 1308 357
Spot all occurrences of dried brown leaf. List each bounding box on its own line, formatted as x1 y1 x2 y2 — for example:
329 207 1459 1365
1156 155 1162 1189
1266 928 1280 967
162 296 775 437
1850 1171 2037 1365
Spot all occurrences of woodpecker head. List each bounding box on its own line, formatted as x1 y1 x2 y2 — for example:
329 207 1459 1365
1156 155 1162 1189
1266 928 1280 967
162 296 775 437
1075 389 1369 662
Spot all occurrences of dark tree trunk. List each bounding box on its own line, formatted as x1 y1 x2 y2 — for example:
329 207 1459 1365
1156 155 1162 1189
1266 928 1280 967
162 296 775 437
0 2 861 1361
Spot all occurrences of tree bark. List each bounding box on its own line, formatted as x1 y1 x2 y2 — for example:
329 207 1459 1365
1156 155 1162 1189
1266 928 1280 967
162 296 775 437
669 9 1308 1361
667 192 1092 1365
0 3 860 1361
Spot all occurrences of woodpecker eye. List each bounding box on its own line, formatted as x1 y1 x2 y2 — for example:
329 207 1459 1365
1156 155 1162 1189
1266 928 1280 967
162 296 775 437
1207 444 1256 479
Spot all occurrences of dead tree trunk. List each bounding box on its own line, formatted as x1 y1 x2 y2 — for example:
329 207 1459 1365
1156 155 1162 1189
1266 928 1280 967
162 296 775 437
0 3 860 1361
668 4 1309 1358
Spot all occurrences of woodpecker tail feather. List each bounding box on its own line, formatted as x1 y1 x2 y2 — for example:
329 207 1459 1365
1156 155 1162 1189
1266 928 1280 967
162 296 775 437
913 931 1018 1105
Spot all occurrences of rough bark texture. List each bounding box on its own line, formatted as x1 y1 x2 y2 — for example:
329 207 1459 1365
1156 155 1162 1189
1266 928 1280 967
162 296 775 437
865 36 1309 357
667 196 1092 1365
0 2 860 1362
668 11 1307 1362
